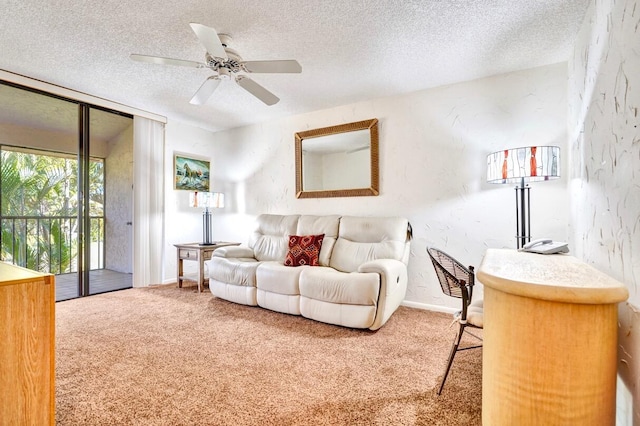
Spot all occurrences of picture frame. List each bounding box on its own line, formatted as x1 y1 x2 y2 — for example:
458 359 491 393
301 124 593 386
174 154 210 191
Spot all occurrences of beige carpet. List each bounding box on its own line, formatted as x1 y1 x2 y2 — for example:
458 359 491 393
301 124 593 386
55 285 482 425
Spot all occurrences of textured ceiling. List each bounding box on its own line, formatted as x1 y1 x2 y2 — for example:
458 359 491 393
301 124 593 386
0 0 589 133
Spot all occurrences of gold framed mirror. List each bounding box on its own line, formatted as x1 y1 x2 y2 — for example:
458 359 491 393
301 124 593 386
295 118 379 198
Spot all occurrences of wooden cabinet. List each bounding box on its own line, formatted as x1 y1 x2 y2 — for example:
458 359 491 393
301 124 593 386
0 263 55 426
478 249 628 426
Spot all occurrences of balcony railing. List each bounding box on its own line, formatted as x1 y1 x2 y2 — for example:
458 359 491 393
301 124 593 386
0 215 104 274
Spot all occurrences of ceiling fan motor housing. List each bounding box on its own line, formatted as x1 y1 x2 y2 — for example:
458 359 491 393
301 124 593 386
205 48 242 74
218 67 231 80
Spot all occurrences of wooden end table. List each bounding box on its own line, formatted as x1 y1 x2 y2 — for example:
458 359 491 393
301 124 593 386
174 242 240 293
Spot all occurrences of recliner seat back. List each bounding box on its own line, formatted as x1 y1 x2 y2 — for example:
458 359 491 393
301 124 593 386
249 214 300 261
329 216 410 273
296 215 341 266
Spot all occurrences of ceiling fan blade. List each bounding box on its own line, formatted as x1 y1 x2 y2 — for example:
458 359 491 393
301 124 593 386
235 76 280 106
189 23 228 59
190 77 221 105
243 60 302 74
130 54 204 68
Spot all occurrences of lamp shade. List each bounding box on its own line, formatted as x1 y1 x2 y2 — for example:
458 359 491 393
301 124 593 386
487 146 560 184
189 191 225 209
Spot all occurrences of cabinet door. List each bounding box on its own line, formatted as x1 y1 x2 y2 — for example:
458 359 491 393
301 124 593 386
0 276 55 425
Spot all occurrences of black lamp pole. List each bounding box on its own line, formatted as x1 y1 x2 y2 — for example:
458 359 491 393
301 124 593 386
514 177 531 249
202 207 213 245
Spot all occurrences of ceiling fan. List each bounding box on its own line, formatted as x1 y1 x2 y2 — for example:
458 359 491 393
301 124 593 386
130 23 301 106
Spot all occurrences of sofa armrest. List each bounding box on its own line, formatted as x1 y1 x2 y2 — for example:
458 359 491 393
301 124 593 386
359 259 408 330
214 246 255 259
358 259 406 295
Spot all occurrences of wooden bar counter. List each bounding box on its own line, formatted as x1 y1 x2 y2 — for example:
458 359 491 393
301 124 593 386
477 249 628 426
0 263 55 425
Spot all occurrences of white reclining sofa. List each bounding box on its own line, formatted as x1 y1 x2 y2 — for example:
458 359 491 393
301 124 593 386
208 214 411 330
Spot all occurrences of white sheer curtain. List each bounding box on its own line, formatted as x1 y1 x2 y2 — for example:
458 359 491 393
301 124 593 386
133 116 165 287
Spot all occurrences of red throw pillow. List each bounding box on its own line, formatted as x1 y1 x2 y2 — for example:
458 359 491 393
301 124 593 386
284 234 325 267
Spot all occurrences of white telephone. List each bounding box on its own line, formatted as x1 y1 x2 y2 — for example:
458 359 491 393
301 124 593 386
519 238 569 255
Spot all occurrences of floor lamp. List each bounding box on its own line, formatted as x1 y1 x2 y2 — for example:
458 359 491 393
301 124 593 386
487 146 560 249
189 191 225 245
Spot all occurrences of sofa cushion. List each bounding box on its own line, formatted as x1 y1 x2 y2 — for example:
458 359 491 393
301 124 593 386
329 216 409 273
284 234 325 266
256 261 306 295
296 215 340 266
209 257 260 287
299 267 380 306
249 214 299 261
213 245 255 259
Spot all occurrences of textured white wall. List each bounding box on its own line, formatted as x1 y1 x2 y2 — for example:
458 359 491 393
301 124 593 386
568 0 640 423
163 121 255 279
163 63 570 312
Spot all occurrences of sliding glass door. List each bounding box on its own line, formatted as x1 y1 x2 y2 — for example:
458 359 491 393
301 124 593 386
0 82 133 300
84 106 134 297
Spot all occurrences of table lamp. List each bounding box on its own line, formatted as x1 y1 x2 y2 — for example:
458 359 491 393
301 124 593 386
189 191 225 245
486 146 560 248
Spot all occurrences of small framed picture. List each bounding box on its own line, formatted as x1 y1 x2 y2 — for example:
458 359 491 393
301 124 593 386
174 154 210 191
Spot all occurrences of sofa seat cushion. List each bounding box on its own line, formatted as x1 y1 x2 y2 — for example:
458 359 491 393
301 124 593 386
299 267 380 306
256 261 306 295
209 257 259 287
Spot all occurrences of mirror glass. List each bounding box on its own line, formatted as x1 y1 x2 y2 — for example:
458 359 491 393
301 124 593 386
295 118 379 198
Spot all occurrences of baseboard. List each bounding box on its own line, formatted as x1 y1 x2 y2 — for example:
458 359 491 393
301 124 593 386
401 300 457 314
